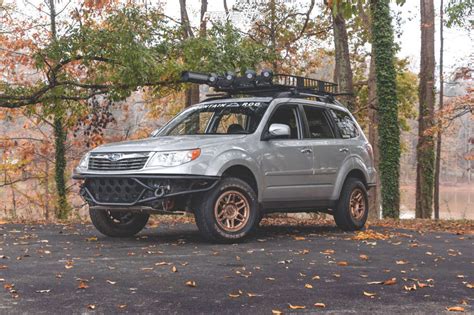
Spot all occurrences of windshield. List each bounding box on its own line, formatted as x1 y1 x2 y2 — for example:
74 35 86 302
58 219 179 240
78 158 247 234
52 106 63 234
158 101 269 136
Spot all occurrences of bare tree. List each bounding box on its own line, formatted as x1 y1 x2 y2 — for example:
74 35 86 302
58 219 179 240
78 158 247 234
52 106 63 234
416 0 436 219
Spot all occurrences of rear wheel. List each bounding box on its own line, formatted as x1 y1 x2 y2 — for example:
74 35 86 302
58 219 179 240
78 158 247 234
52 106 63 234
194 177 258 243
89 209 149 237
334 178 368 231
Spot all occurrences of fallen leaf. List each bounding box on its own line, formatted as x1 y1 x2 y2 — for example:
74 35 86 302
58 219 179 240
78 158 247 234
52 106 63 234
0 265 7 270
106 280 116 285
288 304 306 309
86 237 98 242
337 261 348 266
155 262 169 266
305 284 313 289
404 284 417 291
367 281 384 285
321 249 335 255
35 289 51 293
383 278 397 285
266 277 275 281
312 275 320 280
78 281 89 289
314 302 326 308
118 304 127 309
271 310 283 315
466 283 473 289
185 280 196 287
293 236 306 241
359 254 369 260
247 292 263 297
87 304 96 310
446 306 465 312
396 260 408 265
363 291 376 297
65 261 74 269
172 266 177 273
228 293 241 298
352 230 389 240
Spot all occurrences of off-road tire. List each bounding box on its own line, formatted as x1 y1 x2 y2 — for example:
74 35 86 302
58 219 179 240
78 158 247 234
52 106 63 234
334 178 369 231
89 209 149 237
194 177 259 243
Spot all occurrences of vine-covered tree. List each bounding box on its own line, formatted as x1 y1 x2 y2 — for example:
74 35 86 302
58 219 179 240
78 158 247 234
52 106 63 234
370 0 400 218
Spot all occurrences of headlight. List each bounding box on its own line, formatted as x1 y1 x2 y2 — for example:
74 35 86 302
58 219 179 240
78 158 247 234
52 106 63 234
147 149 201 167
77 153 90 170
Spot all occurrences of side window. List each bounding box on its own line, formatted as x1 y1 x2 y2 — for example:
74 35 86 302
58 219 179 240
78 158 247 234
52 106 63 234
303 106 334 139
267 105 300 139
215 113 248 134
330 109 359 138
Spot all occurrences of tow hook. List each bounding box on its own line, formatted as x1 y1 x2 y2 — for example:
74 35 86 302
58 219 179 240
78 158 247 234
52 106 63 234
154 185 170 198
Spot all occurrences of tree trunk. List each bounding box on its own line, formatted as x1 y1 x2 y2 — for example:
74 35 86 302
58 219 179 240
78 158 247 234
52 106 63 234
54 115 69 220
180 0 206 107
370 0 400 218
368 53 381 220
416 0 436 219
332 9 355 111
434 0 444 220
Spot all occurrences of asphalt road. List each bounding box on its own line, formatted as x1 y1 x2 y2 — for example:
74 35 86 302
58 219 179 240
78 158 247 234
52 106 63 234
0 221 472 314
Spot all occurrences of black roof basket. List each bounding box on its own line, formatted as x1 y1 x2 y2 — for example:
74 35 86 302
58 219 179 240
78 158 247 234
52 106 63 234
181 70 338 100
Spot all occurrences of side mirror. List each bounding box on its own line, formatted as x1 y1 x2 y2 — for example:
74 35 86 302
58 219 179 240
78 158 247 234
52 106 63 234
263 123 291 140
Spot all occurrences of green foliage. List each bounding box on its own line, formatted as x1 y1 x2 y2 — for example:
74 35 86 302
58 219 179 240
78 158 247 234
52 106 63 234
370 0 400 218
446 0 474 28
330 0 406 19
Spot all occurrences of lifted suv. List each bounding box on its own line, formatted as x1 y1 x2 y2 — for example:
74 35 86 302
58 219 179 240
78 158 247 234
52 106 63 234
74 72 376 242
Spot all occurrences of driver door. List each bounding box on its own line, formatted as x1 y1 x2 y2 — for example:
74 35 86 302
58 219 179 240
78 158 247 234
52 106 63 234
260 104 315 202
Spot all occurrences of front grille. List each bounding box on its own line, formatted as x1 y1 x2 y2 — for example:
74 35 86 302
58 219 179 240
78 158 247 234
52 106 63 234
85 178 149 203
88 153 150 171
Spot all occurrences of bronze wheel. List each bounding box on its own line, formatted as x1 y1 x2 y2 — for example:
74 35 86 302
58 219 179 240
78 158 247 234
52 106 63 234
214 190 250 232
349 188 366 220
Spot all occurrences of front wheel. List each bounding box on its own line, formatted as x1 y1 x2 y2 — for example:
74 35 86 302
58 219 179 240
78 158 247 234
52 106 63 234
89 209 149 237
194 177 259 243
333 178 369 231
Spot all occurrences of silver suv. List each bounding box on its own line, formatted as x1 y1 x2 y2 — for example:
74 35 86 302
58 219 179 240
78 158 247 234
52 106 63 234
74 72 376 242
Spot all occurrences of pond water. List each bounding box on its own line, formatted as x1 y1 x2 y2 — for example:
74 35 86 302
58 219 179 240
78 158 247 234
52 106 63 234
400 184 474 220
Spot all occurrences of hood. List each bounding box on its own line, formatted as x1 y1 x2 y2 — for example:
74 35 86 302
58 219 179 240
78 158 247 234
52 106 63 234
91 135 247 153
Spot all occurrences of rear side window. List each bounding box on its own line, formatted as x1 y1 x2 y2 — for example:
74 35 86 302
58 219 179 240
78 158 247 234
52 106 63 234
330 109 359 138
303 106 334 139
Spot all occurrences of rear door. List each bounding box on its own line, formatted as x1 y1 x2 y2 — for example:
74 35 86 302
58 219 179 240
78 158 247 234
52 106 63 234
301 105 349 199
260 104 315 202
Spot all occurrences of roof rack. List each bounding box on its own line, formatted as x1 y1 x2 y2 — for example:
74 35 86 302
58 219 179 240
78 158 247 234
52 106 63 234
181 70 338 101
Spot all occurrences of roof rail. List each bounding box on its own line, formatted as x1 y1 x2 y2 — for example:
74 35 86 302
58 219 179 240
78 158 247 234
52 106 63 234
181 70 338 100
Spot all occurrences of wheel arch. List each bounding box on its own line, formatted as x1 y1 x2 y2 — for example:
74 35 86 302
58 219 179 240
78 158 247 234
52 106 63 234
332 160 369 200
221 164 259 197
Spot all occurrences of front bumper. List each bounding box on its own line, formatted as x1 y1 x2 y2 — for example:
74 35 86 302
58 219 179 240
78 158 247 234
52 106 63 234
73 174 219 207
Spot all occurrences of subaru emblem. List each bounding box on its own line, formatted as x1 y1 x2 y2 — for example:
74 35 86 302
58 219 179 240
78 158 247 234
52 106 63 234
108 153 122 161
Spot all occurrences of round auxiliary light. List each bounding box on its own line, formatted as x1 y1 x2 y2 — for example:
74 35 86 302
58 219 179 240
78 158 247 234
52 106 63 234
261 69 273 79
208 73 218 85
225 71 235 82
245 69 257 81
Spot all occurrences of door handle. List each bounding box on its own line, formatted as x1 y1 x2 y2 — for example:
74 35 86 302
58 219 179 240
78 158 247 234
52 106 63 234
300 148 313 154
339 148 349 153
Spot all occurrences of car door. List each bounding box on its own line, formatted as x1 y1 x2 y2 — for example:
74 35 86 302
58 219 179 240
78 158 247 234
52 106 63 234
260 104 315 202
301 105 350 199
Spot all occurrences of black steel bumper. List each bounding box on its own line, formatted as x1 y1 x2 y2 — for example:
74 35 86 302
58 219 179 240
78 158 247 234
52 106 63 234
73 174 219 207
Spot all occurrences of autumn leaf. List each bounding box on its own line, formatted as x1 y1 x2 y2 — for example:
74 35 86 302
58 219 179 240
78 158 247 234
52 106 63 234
0 265 7 270
228 292 241 298
363 291 376 297
396 260 408 265
171 266 177 273
155 262 169 266
359 254 369 261
118 304 127 309
321 249 335 255
106 280 116 285
403 284 417 291
383 278 397 285
288 304 306 309
314 302 326 308
312 275 320 280
86 236 98 242
304 284 313 289
271 310 283 315
35 289 51 293
65 261 74 269
247 292 263 297
87 304 96 310
466 283 473 289
185 280 196 287
293 236 306 241
352 230 389 240
337 261 348 266
446 306 465 312
78 281 89 289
